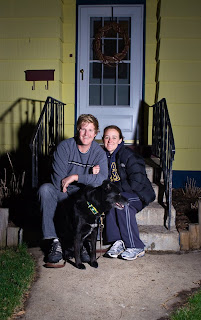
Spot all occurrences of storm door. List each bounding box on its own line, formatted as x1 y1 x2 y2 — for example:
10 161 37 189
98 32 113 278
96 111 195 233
77 5 144 141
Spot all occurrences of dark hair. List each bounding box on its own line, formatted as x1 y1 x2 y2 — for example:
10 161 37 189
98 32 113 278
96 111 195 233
102 125 124 140
76 114 99 134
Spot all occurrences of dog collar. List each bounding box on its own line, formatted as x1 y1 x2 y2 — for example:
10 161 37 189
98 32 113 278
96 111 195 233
87 201 99 215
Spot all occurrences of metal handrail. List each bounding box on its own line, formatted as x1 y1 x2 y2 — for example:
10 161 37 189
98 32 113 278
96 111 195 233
151 98 175 230
29 96 66 188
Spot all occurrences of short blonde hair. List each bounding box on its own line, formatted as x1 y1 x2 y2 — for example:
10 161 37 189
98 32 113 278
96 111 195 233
76 114 99 134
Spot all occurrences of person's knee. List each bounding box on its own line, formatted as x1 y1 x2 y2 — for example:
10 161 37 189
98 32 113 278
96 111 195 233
38 183 55 200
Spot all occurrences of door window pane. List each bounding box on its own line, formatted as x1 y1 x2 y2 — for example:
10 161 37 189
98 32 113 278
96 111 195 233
118 86 130 105
118 64 130 84
103 86 116 105
90 18 102 37
118 18 131 37
103 18 117 37
104 39 117 56
89 85 101 105
118 39 130 60
92 39 103 60
103 65 116 84
90 63 102 84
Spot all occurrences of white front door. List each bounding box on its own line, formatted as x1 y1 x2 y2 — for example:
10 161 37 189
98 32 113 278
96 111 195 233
77 5 144 141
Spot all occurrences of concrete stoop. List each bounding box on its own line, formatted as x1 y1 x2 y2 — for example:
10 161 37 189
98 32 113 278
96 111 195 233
96 161 180 253
96 225 180 254
136 202 176 228
136 202 180 251
139 225 180 251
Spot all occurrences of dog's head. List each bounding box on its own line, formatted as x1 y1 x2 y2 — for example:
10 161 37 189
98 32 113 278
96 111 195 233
101 180 128 211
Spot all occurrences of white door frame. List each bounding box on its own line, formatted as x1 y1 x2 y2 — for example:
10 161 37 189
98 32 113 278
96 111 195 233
77 5 144 141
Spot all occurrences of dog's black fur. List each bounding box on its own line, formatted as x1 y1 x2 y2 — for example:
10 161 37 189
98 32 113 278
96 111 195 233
62 180 128 269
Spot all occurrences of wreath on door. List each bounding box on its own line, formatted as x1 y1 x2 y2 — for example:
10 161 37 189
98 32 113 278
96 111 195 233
94 22 130 67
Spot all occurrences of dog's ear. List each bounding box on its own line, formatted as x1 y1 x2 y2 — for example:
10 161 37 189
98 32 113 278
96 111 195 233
102 179 112 191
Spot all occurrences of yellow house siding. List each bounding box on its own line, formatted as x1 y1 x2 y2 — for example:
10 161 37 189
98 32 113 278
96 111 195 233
158 61 201 82
0 101 43 125
0 98 44 151
145 0 158 144
156 0 201 173
0 18 62 39
160 0 201 18
168 104 201 127
160 17 201 39
158 83 201 104
0 61 62 82
0 0 62 18
0 0 65 153
145 0 157 101
173 127 201 150
0 38 62 60
174 150 201 171
0 82 62 102
159 39 201 60
62 0 76 138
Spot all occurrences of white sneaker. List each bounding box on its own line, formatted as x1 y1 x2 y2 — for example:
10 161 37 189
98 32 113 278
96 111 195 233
121 248 145 261
106 240 125 258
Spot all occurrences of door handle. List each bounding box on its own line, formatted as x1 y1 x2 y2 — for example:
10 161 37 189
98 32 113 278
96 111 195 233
80 69 84 80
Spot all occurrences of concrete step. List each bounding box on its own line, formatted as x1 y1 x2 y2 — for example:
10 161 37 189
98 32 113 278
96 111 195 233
96 225 180 253
145 165 160 202
146 157 165 184
139 225 180 251
152 183 159 202
136 202 176 228
145 164 154 183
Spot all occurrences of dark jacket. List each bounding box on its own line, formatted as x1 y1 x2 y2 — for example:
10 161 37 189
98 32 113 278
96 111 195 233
108 144 155 207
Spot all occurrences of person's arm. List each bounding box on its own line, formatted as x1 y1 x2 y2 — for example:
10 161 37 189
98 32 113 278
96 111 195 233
62 174 78 193
77 146 108 187
61 165 100 193
126 153 148 192
51 140 71 190
126 152 156 204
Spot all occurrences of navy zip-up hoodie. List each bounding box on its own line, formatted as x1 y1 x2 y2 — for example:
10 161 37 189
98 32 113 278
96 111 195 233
106 142 155 207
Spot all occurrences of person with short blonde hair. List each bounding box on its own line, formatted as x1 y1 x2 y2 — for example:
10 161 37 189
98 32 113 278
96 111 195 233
38 114 108 264
76 114 99 135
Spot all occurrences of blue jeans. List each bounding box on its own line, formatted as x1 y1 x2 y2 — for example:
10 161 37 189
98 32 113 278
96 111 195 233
38 183 68 239
105 192 144 249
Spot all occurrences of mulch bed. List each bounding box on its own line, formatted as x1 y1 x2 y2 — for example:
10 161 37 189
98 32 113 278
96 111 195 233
172 188 199 232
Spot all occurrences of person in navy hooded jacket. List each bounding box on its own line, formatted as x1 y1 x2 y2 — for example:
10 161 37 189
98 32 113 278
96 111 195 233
102 125 155 261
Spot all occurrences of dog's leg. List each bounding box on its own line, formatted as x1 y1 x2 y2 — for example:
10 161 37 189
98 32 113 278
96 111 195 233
74 233 86 270
90 227 98 268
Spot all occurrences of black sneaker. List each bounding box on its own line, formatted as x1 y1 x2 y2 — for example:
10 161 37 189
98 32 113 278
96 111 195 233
47 239 63 263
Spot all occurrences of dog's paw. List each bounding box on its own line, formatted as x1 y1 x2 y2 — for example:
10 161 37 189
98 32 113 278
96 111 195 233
77 263 86 270
90 261 98 268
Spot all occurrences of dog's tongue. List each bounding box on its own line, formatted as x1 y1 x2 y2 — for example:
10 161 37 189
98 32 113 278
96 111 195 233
115 202 124 209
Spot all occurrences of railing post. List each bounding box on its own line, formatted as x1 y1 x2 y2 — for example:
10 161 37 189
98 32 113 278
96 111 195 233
151 98 175 231
29 96 66 189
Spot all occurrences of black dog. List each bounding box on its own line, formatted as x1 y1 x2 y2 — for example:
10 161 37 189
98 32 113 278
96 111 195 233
64 180 128 270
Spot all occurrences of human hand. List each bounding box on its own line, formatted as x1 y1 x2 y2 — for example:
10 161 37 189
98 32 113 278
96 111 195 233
92 165 100 175
62 174 78 193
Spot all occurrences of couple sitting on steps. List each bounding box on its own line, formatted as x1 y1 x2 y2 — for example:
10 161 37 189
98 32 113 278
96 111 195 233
38 114 155 265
